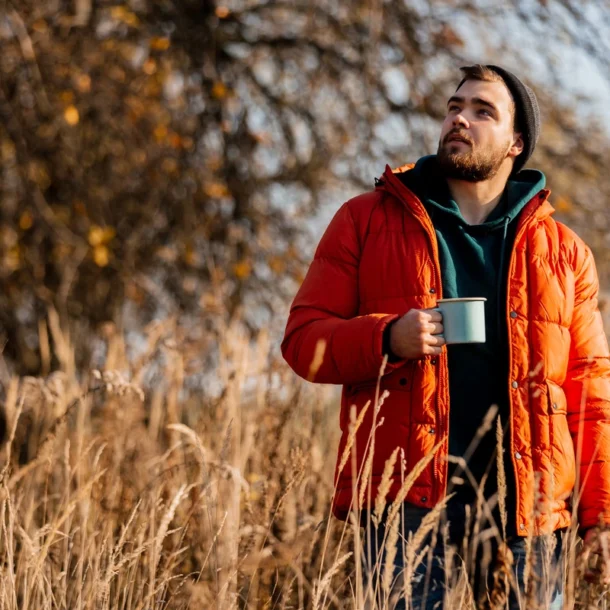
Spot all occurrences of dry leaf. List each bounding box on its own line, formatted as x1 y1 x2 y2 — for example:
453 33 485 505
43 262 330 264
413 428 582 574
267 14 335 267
150 37 170 51
212 82 228 99
233 260 251 279
93 245 110 267
64 106 80 126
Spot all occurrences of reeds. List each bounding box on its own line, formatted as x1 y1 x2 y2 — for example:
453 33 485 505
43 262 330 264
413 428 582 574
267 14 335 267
0 320 605 609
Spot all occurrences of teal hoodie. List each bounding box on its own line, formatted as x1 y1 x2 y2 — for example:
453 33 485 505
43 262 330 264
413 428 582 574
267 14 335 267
398 155 546 524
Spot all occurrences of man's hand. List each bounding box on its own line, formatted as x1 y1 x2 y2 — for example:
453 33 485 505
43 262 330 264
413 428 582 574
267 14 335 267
582 527 610 585
389 308 446 360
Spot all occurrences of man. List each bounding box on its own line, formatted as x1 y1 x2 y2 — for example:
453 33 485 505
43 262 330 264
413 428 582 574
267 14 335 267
282 64 610 608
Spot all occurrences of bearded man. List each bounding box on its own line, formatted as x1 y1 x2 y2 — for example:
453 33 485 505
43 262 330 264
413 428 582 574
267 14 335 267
282 64 610 609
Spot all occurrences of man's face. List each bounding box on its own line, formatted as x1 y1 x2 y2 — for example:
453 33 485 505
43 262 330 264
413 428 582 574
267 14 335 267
437 79 523 181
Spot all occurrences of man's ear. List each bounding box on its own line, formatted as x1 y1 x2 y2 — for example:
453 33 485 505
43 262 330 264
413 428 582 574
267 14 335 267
509 133 524 158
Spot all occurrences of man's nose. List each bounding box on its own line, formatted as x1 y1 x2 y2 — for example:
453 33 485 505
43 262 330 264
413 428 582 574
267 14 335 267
452 113 469 128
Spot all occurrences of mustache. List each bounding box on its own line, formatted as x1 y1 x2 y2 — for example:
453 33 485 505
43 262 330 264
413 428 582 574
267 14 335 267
443 130 473 145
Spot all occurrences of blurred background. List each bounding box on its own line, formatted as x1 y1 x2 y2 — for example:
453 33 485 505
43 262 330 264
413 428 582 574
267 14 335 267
1 0 610 381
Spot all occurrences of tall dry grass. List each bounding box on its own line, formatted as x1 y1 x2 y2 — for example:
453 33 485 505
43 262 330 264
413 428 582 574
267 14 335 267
0 315 607 609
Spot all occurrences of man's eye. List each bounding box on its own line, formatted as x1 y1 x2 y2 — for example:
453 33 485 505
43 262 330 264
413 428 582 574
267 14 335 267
478 109 491 116
448 105 460 112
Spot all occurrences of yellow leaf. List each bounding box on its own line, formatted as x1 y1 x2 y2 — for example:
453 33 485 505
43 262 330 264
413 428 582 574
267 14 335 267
102 227 116 242
215 6 230 18
212 82 228 99
268 256 285 274
233 260 251 279
204 182 230 198
60 90 74 104
88 225 104 247
88 225 115 247
150 37 170 51
4 246 21 271
143 58 157 75
64 106 79 126
19 210 33 231
93 245 110 267
75 74 91 93
32 19 48 33
1 139 16 157
183 244 196 266
153 124 168 142
110 6 139 27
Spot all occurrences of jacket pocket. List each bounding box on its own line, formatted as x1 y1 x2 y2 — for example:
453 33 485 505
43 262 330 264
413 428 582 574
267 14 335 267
345 361 415 396
547 380 576 500
340 362 414 432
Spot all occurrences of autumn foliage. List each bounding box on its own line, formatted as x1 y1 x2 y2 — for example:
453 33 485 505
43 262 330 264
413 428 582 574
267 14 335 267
0 1 610 376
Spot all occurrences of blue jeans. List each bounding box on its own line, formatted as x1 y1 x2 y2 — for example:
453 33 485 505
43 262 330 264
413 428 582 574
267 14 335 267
361 502 564 610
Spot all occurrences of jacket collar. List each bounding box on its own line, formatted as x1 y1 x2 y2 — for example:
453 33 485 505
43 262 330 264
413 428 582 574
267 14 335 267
377 163 554 224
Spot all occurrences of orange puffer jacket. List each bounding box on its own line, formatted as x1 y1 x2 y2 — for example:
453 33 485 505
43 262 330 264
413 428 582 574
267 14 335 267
282 163 610 535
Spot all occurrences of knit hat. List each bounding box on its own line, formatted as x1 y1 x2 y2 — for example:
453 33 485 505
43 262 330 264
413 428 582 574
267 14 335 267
456 65 540 175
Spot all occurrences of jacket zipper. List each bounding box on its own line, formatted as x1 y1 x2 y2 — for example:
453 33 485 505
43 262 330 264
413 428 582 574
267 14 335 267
504 192 547 534
382 172 445 503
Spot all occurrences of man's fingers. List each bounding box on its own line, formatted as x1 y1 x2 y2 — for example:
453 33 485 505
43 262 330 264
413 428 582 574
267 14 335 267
425 333 446 347
423 345 443 356
425 322 444 335
422 309 443 322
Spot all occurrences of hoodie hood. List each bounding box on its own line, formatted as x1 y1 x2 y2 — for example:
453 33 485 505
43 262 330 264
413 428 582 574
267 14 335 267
375 156 553 227
394 155 546 231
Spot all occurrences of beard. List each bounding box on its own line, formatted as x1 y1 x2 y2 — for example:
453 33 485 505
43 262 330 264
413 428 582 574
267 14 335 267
437 132 512 182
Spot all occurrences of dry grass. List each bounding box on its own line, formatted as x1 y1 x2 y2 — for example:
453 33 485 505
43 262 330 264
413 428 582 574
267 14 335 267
0 319 607 609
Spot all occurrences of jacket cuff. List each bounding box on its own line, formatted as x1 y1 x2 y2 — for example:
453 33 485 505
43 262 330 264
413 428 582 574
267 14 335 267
376 315 408 371
382 319 402 363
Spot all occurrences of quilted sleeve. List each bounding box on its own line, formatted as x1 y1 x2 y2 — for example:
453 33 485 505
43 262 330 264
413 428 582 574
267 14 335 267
563 245 610 531
281 201 407 385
